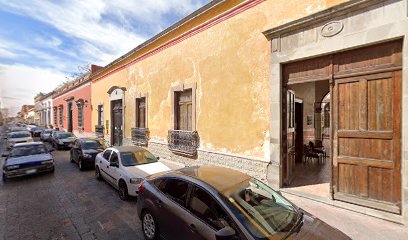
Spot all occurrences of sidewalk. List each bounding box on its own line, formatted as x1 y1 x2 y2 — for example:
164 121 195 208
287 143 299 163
283 193 408 240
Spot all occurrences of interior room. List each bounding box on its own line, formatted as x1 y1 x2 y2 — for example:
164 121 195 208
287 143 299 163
285 80 331 198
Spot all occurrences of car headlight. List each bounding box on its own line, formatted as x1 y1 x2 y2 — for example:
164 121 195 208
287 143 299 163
7 165 19 170
41 160 54 165
83 153 92 158
130 178 143 184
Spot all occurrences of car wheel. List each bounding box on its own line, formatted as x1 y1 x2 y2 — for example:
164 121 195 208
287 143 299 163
78 159 84 171
95 166 102 181
118 180 129 201
142 210 158 240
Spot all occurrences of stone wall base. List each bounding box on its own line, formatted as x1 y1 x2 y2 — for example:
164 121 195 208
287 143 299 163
146 141 269 180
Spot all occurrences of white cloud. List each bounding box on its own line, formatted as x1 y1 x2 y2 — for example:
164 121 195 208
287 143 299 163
0 0 207 66
0 64 66 115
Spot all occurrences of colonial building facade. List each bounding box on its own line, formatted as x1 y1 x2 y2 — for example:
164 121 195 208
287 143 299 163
89 0 408 223
52 68 100 137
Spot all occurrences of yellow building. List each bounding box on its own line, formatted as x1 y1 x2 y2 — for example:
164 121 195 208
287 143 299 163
91 0 408 222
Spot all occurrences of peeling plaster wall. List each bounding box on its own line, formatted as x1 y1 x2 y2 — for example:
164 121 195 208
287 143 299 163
91 0 349 168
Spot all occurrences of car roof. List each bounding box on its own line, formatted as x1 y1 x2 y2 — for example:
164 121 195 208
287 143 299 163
78 138 100 141
13 142 44 147
150 166 251 194
8 131 31 135
109 146 145 152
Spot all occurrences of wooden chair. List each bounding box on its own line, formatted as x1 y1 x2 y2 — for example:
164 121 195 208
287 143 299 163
309 141 326 164
303 144 319 165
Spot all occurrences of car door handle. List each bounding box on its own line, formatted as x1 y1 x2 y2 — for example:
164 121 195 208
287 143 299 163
189 224 197 233
156 199 163 207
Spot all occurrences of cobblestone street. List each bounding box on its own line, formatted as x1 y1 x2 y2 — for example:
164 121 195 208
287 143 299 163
0 136 144 240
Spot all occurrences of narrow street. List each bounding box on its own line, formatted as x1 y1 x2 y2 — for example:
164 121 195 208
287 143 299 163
0 131 144 240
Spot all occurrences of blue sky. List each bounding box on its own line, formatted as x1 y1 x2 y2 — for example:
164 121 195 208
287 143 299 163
0 0 209 115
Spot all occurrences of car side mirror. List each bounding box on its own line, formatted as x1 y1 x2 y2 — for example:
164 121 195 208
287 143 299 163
215 226 236 240
110 161 119 167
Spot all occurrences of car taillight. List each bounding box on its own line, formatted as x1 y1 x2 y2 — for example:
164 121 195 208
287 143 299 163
138 182 145 192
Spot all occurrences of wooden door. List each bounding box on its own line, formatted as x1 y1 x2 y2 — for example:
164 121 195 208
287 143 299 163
67 102 73 132
112 100 123 146
332 41 402 213
282 90 296 185
283 40 402 213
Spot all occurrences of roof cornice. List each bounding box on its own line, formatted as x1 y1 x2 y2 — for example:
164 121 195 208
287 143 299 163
263 0 387 39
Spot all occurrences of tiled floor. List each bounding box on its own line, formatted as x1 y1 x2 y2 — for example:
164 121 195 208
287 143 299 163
285 160 331 198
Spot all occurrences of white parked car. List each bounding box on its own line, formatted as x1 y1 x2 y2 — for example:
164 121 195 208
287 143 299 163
5 131 33 149
95 146 170 200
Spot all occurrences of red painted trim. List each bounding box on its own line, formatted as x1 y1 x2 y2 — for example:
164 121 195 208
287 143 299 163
94 0 266 82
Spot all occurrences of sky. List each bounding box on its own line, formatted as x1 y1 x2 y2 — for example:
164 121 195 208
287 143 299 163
0 0 210 116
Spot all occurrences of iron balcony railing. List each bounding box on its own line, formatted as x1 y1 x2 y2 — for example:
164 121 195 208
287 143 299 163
95 125 104 137
167 130 199 156
131 128 149 146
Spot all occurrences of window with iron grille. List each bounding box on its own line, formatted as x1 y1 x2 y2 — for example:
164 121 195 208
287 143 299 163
98 105 104 126
77 103 83 130
136 97 146 128
53 108 57 126
176 90 192 131
58 107 63 126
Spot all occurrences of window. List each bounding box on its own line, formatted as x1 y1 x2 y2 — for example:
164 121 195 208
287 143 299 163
157 178 189 207
188 187 231 231
136 97 146 128
176 89 192 131
110 152 118 163
53 108 57 126
58 107 63 126
103 150 112 160
77 103 83 130
98 105 104 126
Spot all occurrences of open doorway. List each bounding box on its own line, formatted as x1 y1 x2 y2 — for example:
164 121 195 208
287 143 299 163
283 80 331 198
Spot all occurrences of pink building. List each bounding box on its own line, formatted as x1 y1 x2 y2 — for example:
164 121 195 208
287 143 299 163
52 65 102 136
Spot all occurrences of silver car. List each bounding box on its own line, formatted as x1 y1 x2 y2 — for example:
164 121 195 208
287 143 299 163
5 131 33 149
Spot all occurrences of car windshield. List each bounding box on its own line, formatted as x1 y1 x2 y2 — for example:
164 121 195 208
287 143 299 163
8 132 31 138
10 145 48 158
57 133 74 139
222 178 300 240
82 140 105 149
120 150 157 166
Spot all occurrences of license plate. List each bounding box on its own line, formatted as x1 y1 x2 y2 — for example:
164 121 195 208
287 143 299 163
26 169 37 174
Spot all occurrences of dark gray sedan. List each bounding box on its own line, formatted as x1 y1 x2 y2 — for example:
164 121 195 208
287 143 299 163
2 142 55 181
136 166 350 240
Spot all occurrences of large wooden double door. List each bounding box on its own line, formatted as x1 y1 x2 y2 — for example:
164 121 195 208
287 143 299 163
283 40 402 213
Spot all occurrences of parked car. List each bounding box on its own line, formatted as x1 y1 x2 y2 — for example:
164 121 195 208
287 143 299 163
136 166 351 240
51 132 76 150
2 142 55 181
70 138 107 170
40 129 53 142
7 126 28 134
31 127 45 137
95 146 170 200
5 131 33 149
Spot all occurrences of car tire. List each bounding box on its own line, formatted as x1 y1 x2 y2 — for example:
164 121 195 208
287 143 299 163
2 174 7 182
142 210 159 240
95 166 102 181
118 180 129 201
78 159 84 171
